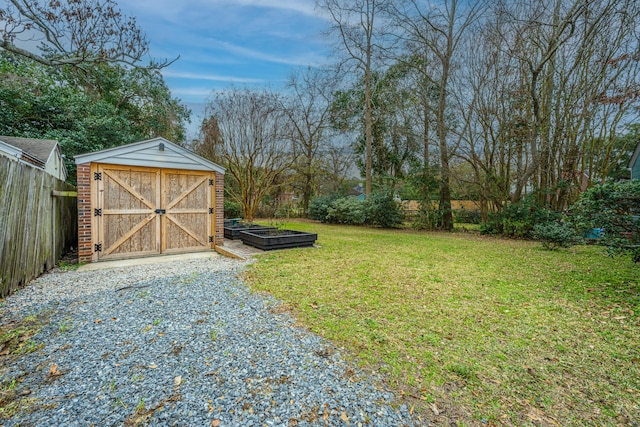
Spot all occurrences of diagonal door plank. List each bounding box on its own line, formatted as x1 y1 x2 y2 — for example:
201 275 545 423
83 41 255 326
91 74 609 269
164 213 207 247
164 176 208 211
105 213 156 255
103 169 155 210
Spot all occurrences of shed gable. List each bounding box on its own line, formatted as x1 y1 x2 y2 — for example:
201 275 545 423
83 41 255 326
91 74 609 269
74 137 225 174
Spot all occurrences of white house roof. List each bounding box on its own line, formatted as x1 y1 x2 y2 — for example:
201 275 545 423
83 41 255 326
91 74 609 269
74 137 225 174
0 135 59 167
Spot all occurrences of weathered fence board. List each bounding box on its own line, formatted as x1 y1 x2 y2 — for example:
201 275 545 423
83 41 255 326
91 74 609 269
0 156 77 298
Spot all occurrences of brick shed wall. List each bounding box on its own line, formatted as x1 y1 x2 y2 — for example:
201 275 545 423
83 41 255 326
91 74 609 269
215 171 224 246
77 162 93 263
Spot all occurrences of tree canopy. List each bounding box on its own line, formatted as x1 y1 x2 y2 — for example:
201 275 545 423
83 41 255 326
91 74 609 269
0 0 172 69
0 51 189 182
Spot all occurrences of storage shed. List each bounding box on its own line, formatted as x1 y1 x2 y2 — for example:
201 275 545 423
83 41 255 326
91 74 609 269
75 138 225 263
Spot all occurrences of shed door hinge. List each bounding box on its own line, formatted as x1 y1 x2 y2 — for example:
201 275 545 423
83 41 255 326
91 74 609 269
209 208 214 214
209 236 214 243
209 179 215 186
94 243 102 252
94 208 102 217
94 172 102 180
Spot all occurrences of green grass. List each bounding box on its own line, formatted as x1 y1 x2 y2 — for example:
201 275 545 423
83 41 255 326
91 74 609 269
246 221 640 426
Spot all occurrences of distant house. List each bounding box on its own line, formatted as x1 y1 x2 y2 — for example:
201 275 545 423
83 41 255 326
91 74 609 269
348 183 366 200
630 140 640 180
0 136 67 181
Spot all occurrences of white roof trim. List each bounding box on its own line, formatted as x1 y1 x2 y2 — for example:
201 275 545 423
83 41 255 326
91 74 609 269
74 137 225 174
0 139 23 159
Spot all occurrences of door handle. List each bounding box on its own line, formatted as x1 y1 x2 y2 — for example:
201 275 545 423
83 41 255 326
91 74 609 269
155 209 166 215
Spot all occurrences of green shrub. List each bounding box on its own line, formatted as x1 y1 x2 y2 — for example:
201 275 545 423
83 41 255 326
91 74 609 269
453 208 481 224
571 180 640 262
365 192 404 228
308 194 341 222
326 197 367 225
532 221 582 250
412 202 441 231
224 200 242 219
481 195 559 238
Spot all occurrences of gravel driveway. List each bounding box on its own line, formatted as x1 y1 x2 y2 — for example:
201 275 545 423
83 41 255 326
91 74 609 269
0 254 422 426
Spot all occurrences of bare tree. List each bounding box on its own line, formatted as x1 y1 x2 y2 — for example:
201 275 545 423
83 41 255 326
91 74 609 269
0 0 171 68
320 143 356 194
318 0 388 197
479 0 640 208
390 0 486 230
201 87 295 222
281 67 338 212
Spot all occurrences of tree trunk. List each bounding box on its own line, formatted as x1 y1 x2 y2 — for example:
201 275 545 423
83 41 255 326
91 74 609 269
364 57 373 197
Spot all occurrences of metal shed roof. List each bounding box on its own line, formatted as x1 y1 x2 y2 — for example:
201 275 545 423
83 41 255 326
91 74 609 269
74 137 225 174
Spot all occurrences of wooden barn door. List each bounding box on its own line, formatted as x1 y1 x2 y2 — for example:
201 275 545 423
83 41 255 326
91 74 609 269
95 164 214 261
161 169 213 254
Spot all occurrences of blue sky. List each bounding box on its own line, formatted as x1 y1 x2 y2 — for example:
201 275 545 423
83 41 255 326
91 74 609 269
124 0 331 138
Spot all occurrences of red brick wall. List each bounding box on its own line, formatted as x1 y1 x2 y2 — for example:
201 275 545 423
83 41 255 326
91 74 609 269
77 163 93 263
215 171 224 245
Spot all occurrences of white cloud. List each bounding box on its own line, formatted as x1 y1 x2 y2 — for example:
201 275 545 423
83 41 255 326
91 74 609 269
231 0 318 17
170 88 215 97
162 71 265 83
209 39 325 67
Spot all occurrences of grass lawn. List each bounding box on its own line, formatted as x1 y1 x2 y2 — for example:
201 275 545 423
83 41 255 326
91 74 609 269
245 221 639 426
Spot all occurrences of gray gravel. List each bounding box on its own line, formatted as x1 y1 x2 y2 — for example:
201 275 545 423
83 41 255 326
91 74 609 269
0 254 423 426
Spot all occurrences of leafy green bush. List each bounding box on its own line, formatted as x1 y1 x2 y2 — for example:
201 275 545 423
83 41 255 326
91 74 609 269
308 194 341 222
453 208 481 224
224 201 242 219
365 192 404 228
326 197 367 225
481 195 559 238
532 222 582 250
571 180 640 262
412 202 441 231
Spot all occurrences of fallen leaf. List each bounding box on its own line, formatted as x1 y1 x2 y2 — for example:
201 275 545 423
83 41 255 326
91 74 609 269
211 420 220 427
174 376 182 386
340 411 349 422
614 316 626 320
148 364 157 369
111 318 117 321
49 364 62 376
0 344 9 356
94 319 102 324
430 403 440 415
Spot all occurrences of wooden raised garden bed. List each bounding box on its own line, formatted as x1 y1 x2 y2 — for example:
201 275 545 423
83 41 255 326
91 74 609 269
239 229 317 251
224 223 277 240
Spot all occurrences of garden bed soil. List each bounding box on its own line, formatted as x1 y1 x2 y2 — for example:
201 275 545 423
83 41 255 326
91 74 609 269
239 229 317 251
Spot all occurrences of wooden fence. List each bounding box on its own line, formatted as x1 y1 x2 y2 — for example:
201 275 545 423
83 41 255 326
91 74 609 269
0 156 77 298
